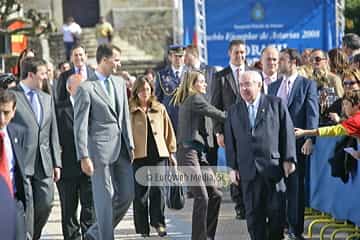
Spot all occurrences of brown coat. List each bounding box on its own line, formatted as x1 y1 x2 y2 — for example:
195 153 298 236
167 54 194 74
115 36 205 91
130 100 176 160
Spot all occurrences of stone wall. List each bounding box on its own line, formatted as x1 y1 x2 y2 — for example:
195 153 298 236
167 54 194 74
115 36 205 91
111 7 174 60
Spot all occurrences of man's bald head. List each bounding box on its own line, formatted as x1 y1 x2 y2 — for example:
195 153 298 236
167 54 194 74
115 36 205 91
261 46 279 76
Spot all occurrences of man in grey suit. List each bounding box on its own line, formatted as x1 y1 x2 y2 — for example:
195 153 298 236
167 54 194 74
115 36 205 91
10 57 62 239
225 71 297 240
73 44 134 240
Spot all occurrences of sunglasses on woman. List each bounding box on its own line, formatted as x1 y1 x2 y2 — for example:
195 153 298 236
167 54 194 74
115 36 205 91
343 80 359 86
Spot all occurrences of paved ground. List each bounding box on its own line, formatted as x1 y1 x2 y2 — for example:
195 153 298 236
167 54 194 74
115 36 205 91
40 190 354 240
41 190 251 240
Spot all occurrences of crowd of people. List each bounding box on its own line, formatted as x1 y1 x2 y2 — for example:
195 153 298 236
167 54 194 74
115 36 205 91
0 23 360 240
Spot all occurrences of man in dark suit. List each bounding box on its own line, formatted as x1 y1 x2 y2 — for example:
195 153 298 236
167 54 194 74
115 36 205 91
225 71 297 240
55 44 95 102
268 48 319 240
155 45 185 132
10 57 62 239
211 39 248 219
0 89 32 240
55 74 95 240
184 44 218 165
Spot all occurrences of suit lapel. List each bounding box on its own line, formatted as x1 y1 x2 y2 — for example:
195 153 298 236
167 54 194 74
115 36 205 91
239 100 251 131
7 124 25 177
287 76 301 107
254 95 267 129
92 79 118 117
225 67 238 95
269 79 281 96
111 76 122 115
38 92 46 128
16 86 38 125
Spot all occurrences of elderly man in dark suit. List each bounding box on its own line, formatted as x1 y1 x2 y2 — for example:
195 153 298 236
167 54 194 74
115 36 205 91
55 74 95 240
268 48 319 240
55 44 95 102
0 89 32 240
225 71 297 240
10 57 62 240
211 39 249 219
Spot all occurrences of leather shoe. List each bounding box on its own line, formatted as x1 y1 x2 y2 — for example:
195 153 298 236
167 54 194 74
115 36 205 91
155 225 167 237
84 232 96 240
235 208 246 220
286 232 305 240
141 233 150 238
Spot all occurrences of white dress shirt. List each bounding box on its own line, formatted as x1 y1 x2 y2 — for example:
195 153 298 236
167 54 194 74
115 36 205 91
245 92 261 121
276 73 298 103
74 66 88 81
262 72 278 94
20 82 42 124
62 22 82 42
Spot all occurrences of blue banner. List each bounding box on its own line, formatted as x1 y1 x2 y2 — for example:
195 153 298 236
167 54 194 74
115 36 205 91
183 0 338 67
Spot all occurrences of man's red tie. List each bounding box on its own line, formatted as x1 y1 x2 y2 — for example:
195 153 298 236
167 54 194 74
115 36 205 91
0 132 13 196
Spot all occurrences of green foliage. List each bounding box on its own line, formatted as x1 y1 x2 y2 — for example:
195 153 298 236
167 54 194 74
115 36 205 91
345 0 360 35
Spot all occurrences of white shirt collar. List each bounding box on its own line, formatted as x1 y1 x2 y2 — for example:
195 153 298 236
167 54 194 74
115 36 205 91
262 72 278 82
94 70 108 82
171 65 184 75
230 62 245 73
19 82 34 94
69 96 74 106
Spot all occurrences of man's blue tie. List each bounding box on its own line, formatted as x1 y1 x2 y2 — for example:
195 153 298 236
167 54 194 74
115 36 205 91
28 90 40 124
248 104 256 129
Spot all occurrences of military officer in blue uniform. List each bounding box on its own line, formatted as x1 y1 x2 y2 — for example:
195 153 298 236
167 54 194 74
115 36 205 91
155 45 185 132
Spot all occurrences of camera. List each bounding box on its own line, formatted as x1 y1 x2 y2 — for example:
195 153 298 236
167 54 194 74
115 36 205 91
0 73 17 89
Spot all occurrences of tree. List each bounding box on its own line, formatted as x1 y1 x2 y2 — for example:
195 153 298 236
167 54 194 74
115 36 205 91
345 0 360 35
0 0 55 37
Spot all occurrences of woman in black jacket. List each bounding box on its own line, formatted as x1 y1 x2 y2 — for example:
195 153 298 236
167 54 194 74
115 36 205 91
173 70 225 240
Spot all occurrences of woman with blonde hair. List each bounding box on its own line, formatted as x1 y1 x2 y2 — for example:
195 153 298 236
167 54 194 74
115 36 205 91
173 70 225 240
129 76 177 237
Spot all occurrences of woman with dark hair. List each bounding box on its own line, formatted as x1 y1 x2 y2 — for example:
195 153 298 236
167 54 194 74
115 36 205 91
129 76 177 237
172 70 225 240
14 48 36 78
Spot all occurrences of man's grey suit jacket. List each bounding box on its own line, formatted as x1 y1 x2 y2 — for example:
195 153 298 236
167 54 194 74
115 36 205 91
10 85 62 177
73 74 134 164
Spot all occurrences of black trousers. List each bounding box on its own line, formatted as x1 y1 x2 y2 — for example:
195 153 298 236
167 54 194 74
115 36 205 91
286 151 307 236
15 198 26 240
57 174 95 240
178 145 222 240
132 159 166 234
242 174 285 240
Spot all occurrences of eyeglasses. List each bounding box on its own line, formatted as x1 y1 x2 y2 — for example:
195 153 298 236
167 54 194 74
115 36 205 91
311 56 326 63
343 80 358 86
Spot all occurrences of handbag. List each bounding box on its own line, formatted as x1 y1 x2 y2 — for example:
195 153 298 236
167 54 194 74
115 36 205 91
165 162 185 210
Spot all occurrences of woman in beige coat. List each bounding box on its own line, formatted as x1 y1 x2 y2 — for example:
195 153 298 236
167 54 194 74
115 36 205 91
129 76 176 237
